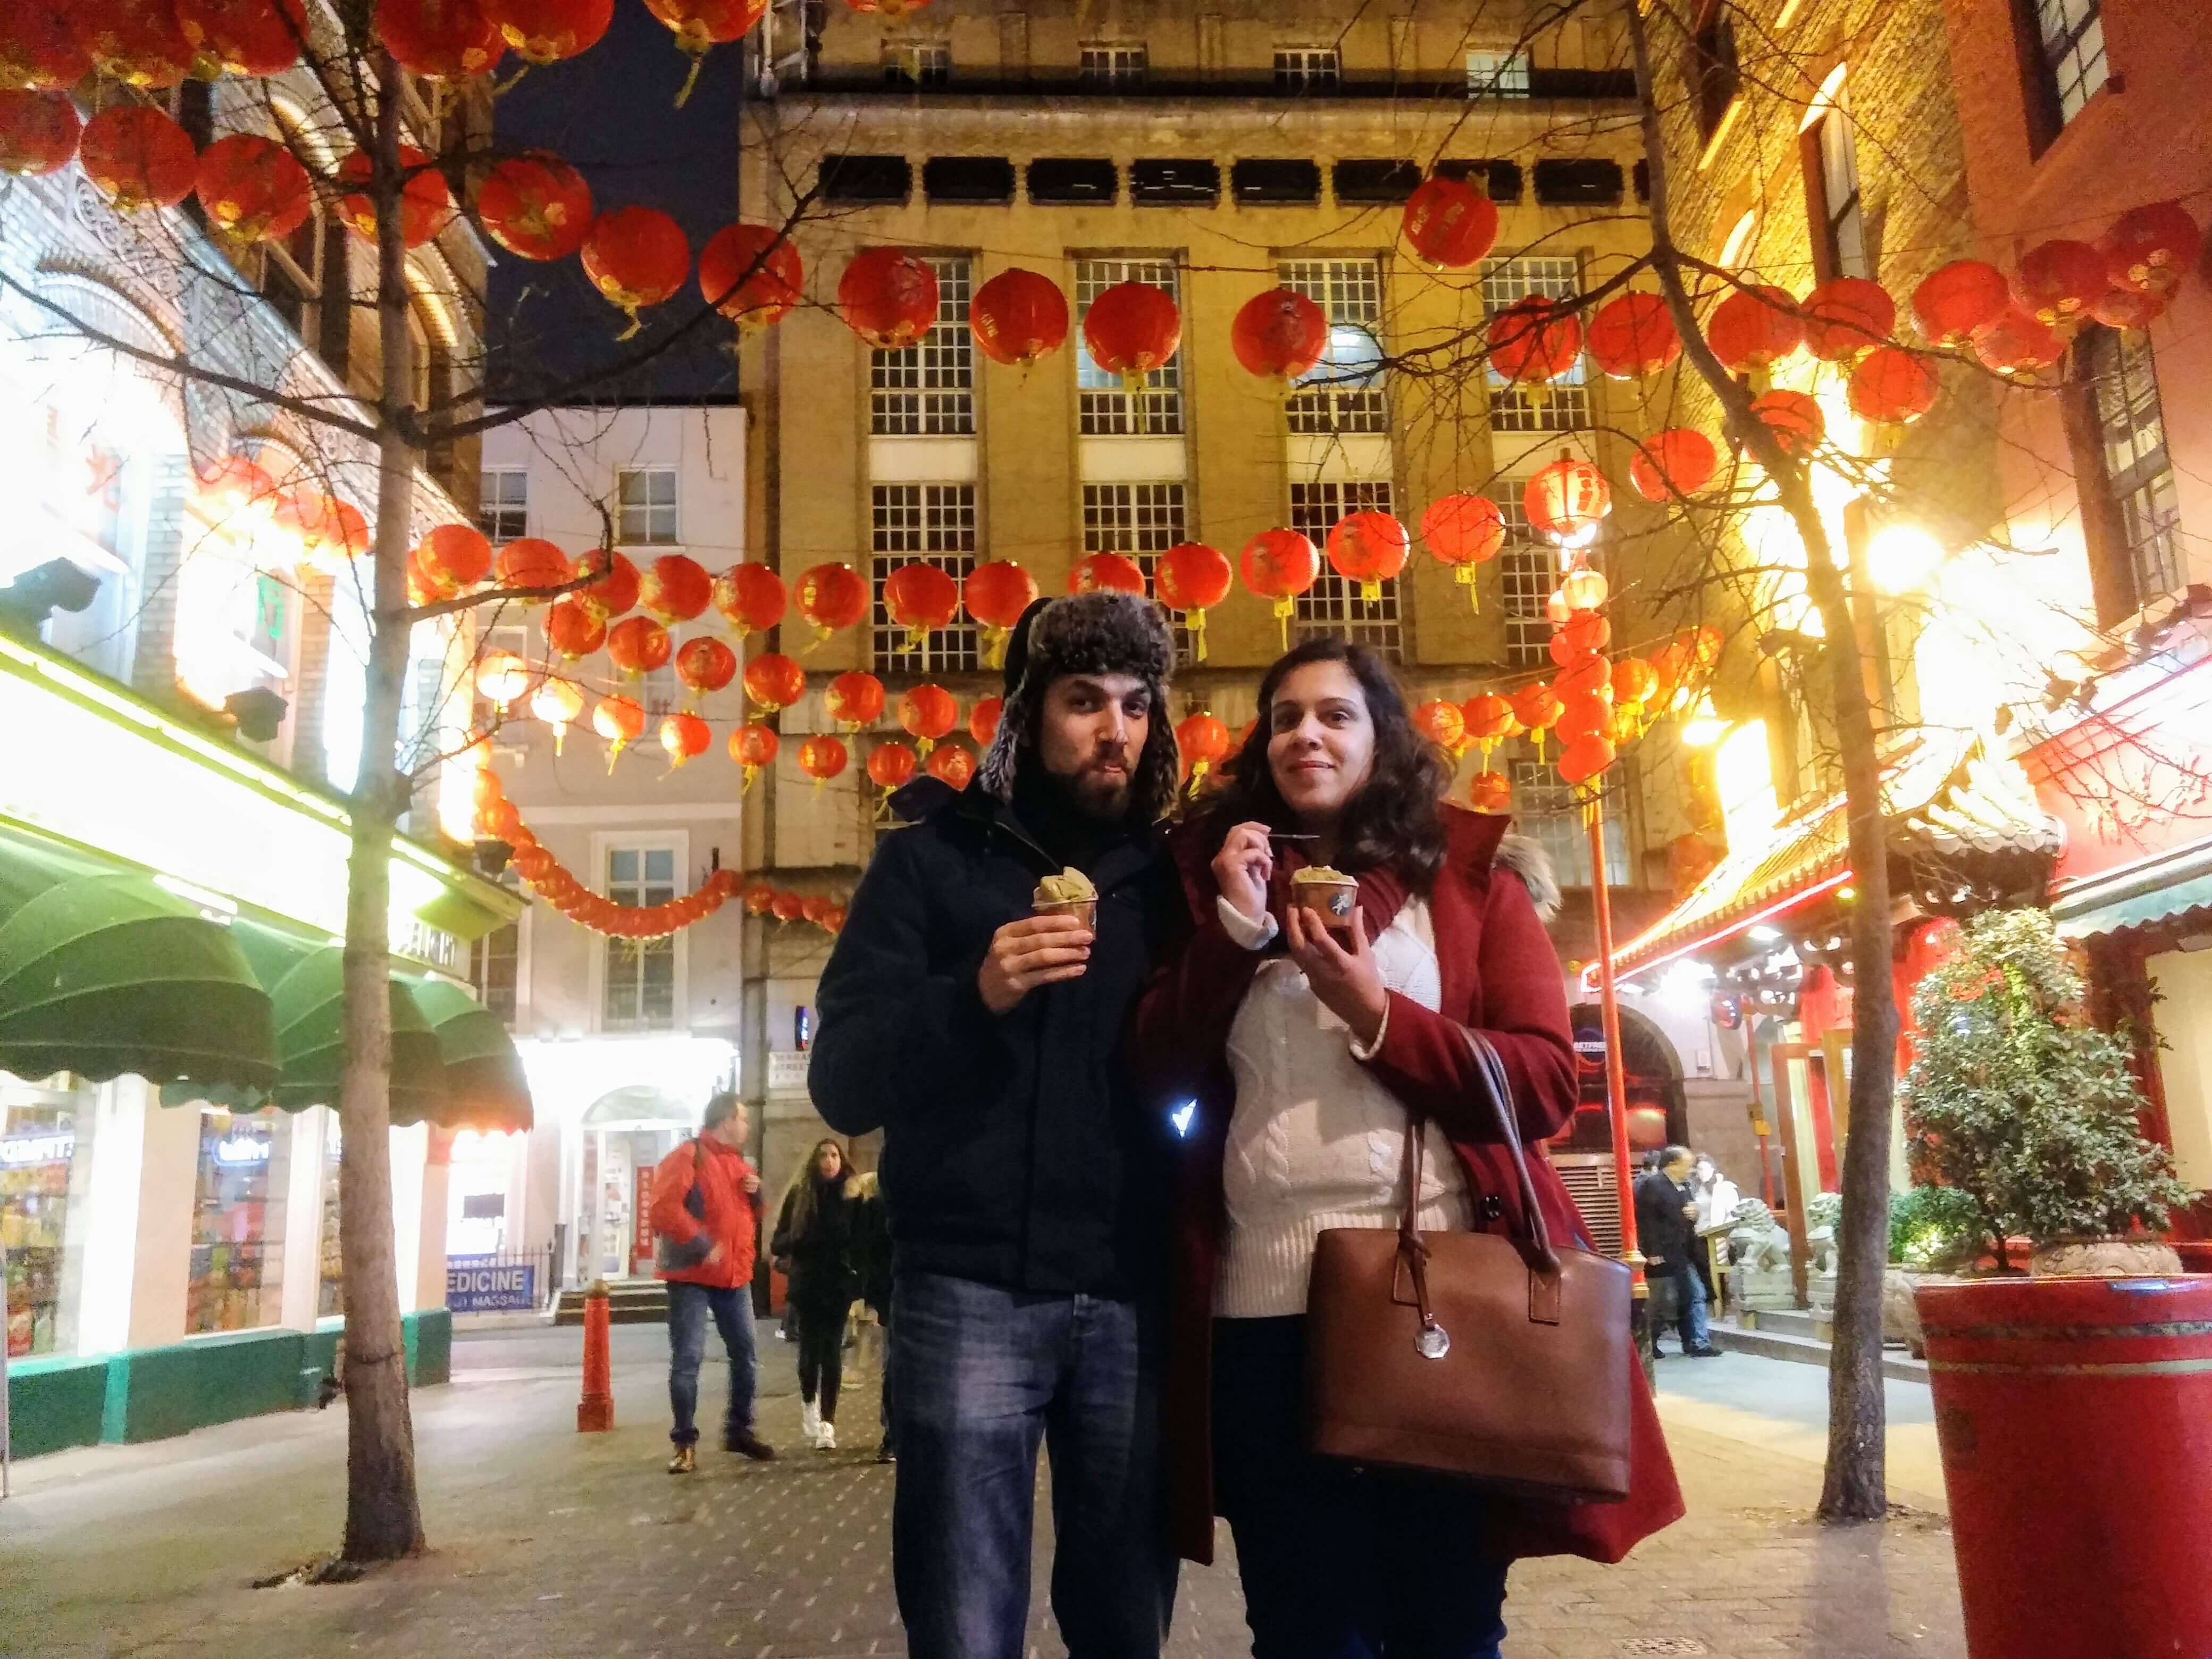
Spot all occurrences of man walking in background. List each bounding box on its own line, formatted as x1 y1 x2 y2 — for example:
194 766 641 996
1636 1144 1719 1359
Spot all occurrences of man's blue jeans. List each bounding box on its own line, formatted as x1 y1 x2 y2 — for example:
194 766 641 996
1653 1260 1711 1353
667 1280 758 1447
889 1271 1177 1659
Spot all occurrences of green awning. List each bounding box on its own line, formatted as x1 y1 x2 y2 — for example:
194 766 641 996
0 828 281 1092
2054 868 2212 942
227 923 449 1124
406 976 532 1133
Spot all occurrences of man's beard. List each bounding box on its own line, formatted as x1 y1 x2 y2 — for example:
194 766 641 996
1055 753 1134 821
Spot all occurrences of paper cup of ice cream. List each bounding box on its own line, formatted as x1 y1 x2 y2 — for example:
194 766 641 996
1290 866 1359 934
1033 868 1097 930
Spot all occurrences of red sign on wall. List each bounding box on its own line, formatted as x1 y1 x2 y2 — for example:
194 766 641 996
631 1165 655 1276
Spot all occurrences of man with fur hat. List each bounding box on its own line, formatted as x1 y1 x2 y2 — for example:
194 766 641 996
811 591 1181 1659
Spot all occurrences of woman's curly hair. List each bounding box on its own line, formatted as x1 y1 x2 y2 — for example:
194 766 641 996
1210 637 1452 890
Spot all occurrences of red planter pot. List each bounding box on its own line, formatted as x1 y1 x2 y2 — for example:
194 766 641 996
1917 1275 2212 1658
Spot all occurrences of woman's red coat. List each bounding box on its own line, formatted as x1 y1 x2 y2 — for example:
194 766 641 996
1130 803 1685 1567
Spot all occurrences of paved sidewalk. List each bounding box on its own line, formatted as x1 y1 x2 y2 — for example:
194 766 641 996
2 1327 1967 1657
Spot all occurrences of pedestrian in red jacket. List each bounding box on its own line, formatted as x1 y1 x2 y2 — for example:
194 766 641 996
650 1092 775 1472
1131 640 1683 1656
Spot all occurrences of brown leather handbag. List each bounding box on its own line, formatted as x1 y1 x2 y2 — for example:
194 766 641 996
1303 1029 1633 1502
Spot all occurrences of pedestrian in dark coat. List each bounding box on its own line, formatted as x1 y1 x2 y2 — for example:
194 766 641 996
772 1138 857 1448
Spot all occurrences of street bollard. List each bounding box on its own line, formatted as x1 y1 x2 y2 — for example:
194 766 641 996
577 1279 613 1432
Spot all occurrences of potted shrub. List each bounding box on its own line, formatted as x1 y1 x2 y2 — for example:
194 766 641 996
1881 1184 1986 1356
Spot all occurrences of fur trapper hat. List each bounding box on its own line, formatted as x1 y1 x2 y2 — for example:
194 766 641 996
976 591 1178 818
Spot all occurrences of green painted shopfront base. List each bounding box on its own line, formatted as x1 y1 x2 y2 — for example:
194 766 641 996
6 1309 452 1460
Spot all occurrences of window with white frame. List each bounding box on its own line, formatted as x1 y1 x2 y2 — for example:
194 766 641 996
1076 258 1184 436
1495 496 1555 669
2031 0 2107 128
1289 480 1401 661
1082 481 1189 656
1807 83 1868 280
1275 47 1339 90
1481 257 1589 434
479 468 527 542
1467 49 1531 97
616 466 678 544
872 256 975 436
1079 44 1147 85
603 845 678 1029
2080 324 2183 620
471 921 520 1027
883 40 950 85
1511 753 1629 887
1279 257 1387 435
870 483 980 672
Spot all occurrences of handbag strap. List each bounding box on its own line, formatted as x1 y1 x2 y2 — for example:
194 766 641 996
1395 1028 1560 1275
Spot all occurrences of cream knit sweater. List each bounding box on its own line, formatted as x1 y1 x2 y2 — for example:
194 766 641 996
1214 894 1473 1318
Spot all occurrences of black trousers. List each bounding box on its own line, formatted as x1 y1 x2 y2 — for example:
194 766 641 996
795 1301 849 1420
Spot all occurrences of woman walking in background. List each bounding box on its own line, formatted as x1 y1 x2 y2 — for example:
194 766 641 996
773 1138 858 1449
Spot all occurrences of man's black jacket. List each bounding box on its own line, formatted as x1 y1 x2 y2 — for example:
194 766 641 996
1633 1168 1698 1271
808 777 1177 1296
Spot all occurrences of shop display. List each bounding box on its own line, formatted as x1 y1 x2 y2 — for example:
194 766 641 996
187 1108 286 1334
317 1124 342 1317
2 1082 86 1358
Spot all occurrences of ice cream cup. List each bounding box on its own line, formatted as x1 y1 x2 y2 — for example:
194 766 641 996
1290 878 1359 934
1033 898 1098 930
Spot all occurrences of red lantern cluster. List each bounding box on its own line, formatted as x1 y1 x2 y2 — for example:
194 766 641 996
484 778 747 936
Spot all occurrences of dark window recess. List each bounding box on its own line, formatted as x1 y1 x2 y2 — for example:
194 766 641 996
1533 158 1624 207
923 156 1015 204
1633 159 1651 203
1232 158 1321 206
1027 157 1118 205
1528 67 1637 99
1333 160 1421 204
1434 158 1520 203
819 154 912 205
1131 159 1220 206
1692 8 1741 144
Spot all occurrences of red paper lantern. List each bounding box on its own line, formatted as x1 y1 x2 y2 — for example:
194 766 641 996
495 536 572 596
839 248 940 348
418 523 493 591
1552 608 1612 662
583 207 690 334
962 560 1037 667
1911 259 2010 345
1799 276 1896 362
192 133 311 242
406 547 443 606
743 651 806 711
714 561 785 635
1586 292 1680 379
1 5 91 90
484 0 610 62
641 0 765 75
1420 493 1504 614
1524 453 1612 545
2089 286 2167 332
1401 173 1498 268
576 549 639 619
1747 389 1825 458
1556 735 1616 786
741 882 777 916
1847 347 1938 426
771 891 808 924
729 721 777 787
476 153 592 262
674 635 737 699
1970 306 2066 376
475 648 532 713
699 222 804 329
1241 527 1320 646
2100 200 2201 297
925 743 975 790
510 844 555 883
1230 288 1328 380
1083 281 1182 386
868 740 918 793
1176 713 1231 791
276 493 371 573
1462 693 1522 747
72 0 195 86
1070 552 1146 597
375 0 502 77
659 710 711 768
793 562 869 644
197 455 280 518
606 616 672 678
1612 657 1659 707
1630 429 1717 502
1510 683 1563 744
969 695 1003 747
899 683 958 753
78 106 197 212
1554 690 1612 745
337 145 452 247
969 267 1069 366
1155 542 1233 661
0 89 78 176
1487 297 1582 386
1554 651 1613 701
543 596 606 659
2013 238 2108 326
1707 284 1803 374
825 670 885 729
639 554 711 624
1325 512 1410 601
1469 770 1512 813
883 561 960 652
797 733 849 785
530 675 585 750
1413 700 1465 751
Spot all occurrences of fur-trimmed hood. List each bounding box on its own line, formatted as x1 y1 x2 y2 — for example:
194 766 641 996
1494 833 1561 922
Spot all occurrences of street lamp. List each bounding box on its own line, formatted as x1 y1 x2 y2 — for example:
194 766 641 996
1865 523 1943 592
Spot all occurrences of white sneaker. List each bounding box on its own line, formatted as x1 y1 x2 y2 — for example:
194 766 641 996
800 1400 820 1441
814 1420 836 1451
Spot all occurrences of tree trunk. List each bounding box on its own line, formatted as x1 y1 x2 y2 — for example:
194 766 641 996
1625 1 1899 1522
338 61 426 1563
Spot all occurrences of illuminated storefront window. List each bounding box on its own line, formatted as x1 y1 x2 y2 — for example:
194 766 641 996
2 1075 93 1358
318 1121 343 1317
187 1108 288 1334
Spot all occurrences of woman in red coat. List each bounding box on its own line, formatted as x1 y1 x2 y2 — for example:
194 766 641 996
1132 640 1681 1657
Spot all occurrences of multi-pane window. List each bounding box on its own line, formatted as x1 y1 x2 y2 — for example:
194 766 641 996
1289 481 1402 661
1511 755 1630 887
1466 49 1531 97
2081 325 2182 619
616 466 678 544
604 847 676 1029
1692 6 1741 144
471 921 518 1027
1495 496 1555 669
1082 481 1189 656
883 40 950 85
1076 258 1184 436
2033 0 2107 127
478 468 528 542
1280 258 1387 435
1481 257 1589 434
872 256 975 436
1079 44 1147 85
1807 86 1867 280
871 483 981 672
1274 48 1340 90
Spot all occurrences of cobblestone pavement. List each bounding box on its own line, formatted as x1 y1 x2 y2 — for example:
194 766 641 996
4 1327 1967 1658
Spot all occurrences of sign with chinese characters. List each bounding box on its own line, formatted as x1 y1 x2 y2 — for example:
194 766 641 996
631 1166 655 1275
446 1255 535 1313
